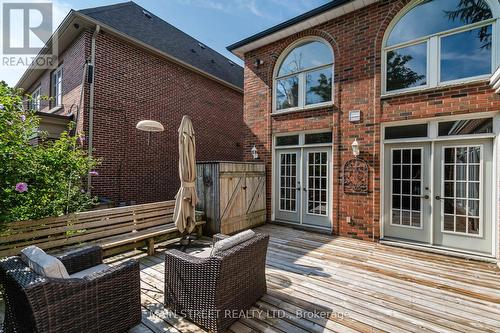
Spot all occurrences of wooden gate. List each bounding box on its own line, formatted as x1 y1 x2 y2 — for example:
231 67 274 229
196 162 266 235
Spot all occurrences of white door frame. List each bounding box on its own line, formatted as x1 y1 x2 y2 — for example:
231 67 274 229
380 111 499 258
271 130 333 232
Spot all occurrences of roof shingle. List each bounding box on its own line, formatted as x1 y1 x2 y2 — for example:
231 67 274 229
79 1 243 89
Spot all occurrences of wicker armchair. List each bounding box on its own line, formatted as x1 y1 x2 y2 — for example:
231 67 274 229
164 232 269 333
0 246 141 333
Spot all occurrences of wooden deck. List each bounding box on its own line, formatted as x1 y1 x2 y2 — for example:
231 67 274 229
103 224 500 333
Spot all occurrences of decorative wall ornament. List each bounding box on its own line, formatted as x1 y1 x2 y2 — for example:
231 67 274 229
343 158 369 194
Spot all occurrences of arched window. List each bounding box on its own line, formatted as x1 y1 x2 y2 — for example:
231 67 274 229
383 0 496 93
275 40 333 112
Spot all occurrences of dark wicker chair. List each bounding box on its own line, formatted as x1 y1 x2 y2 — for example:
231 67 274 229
0 246 141 333
164 232 269 333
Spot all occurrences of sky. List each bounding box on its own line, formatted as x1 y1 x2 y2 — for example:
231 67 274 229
0 0 330 86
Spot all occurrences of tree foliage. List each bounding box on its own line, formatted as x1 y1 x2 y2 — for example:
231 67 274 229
445 0 492 49
0 81 99 225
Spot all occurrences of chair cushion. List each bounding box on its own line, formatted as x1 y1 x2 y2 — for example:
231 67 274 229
20 246 69 279
69 263 110 279
212 229 255 255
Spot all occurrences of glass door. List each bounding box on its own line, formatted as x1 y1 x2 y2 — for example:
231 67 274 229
383 143 431 243
302 148 331 228
274 149 301 224
433 139 493 255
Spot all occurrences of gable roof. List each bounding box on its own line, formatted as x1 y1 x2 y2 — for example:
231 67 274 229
227 0 377 57
78 2 242 89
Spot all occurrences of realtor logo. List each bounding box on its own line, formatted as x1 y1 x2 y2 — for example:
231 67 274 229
1 2 57 68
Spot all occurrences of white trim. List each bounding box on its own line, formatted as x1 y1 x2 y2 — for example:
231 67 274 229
272 37 334 114
381 0 500 95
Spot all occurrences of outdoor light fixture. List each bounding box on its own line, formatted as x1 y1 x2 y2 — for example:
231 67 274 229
251 145 259 159
351 138 360 157
136 120 164 145
254 58 264 67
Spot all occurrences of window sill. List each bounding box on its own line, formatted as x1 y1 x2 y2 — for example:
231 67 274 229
272 103 336 117
48 106 62 113
381 77 490 99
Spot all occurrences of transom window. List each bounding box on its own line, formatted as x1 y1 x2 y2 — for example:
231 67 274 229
383 0 495 94
275 40 333 112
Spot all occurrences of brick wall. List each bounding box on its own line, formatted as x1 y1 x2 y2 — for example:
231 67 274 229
241 0 500 244
27 29 243 205
87 32 243 204
27 30 91 122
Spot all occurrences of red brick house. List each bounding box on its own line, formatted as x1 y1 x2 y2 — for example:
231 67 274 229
228 0 500 259
16 2 243 205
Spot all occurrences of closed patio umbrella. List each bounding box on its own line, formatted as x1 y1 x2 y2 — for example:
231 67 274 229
173 115 198 234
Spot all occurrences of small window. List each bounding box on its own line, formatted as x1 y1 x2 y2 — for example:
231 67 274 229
30 87 41 111
276 135 299 146
51 66 63 108
385 124 428 140
304 132 332 145
438 118 493 136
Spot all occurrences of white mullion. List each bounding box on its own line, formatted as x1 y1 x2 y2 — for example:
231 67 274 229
454 148 457 232
466 148 470 234
429 36 439 87
299 72 305 109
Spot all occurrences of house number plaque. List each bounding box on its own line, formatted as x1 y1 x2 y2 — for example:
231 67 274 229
343 158 369 194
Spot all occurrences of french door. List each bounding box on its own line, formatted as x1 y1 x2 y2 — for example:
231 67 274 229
383 143 431 244
274 147 331 229
383 139 493 255
433 140 493 254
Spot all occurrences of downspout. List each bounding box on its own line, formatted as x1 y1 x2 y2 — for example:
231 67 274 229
87 25 100 194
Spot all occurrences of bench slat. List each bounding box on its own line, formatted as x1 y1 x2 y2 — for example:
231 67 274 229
2 208 174 243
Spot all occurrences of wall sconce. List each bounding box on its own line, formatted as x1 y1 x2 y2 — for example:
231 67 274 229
351 138 360 157
136 120 164 145
251 145 259 159
254 58 264 68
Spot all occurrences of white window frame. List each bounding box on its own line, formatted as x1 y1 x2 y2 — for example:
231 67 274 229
273 37 334 114
51 66 63 108
382 0 500 96
30 87 41 111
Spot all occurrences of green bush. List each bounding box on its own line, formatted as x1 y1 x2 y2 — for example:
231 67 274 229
0 81 99 225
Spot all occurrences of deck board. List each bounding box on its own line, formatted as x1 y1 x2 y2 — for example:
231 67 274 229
2 223 494 333
104 224 500 333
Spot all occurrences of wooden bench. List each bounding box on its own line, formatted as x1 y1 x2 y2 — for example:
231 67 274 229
0 200 205 258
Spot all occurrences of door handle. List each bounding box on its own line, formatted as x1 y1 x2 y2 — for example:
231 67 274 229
435 195 444 200
421 195 429 199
